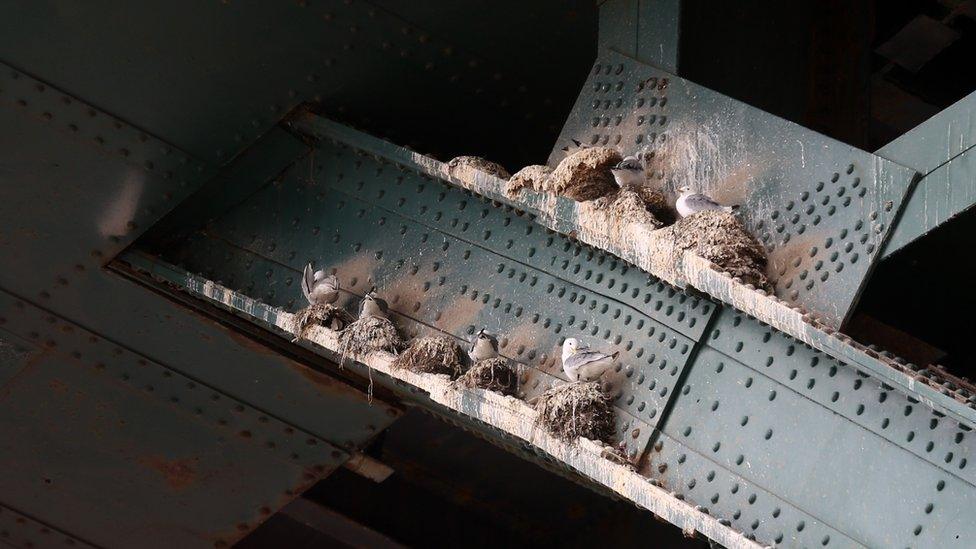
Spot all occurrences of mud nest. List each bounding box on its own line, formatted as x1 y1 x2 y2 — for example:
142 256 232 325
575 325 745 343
291 304 355 342
337 316 403 363
588 187 671 227
664 210 770 288
454 357 519 396
392 336 466 378
447 156 511 182
534 381 615 443
529 147 621 201
505 164 553 198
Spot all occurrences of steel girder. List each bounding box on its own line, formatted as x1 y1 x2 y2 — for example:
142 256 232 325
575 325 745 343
125 112 976 547
0 72 401 546
876 90 976 258
550 50 918 330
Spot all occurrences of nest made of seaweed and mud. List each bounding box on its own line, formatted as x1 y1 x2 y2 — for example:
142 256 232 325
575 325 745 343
447 156 511 180
586 186 672 227
292 303 355 341
337 315 403 363
534 381 615 443
507 147 620 201
454 357 519 396
664 210 770 289
392 336 467 378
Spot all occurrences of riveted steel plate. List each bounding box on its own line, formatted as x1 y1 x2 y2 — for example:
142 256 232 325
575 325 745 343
661 337 976 546
0 1 575 165
0 293 349 548
551 49 918 329
646 432 857 548
707 309 976 487
0 502 97 549
0 64 210 303
148 140 721 459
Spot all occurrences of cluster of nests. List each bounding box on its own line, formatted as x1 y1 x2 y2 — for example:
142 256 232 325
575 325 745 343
304 307 615 445
448 148 770 289
393 335 614 445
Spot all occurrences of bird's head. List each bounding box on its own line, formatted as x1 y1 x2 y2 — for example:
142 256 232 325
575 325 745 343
563 338 582 355
475 328 498 349
677 185 693 195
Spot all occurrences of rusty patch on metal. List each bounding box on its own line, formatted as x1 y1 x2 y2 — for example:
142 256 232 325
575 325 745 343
140 455 199 490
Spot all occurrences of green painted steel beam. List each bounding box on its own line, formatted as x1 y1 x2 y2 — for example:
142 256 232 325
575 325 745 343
877 91 976 258
138 114 976 547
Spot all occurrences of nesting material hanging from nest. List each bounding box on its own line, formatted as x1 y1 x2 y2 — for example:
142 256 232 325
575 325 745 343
392 336 466 378
337 316 404 363
660 210 770 289
534 381 615 443
447 156 511 183
505 164 553 198
291 304 355 342
544 147 621 201
454 357 519 396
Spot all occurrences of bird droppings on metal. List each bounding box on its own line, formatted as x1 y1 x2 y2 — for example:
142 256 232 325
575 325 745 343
169 273 760 548
292 116 976 426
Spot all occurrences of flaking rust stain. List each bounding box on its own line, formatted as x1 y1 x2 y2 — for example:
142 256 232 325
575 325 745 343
140 455 199 491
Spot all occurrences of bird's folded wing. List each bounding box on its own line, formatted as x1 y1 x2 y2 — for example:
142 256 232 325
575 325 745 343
686 194 720 208
566 351 613 368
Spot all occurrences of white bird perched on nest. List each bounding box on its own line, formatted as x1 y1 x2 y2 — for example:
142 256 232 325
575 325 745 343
358 287 389 319
468 328 499 362
301 263 339 305
675 186 739 218
561 338 619 382
611 155 646 188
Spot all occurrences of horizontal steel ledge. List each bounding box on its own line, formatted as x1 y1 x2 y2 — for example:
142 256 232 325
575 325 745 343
122 252 762 549
288 113 976 430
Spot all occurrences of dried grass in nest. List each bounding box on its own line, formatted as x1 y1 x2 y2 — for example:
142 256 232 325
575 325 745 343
392 336 466 378
664 210 770 289
543 147 621 201
291 304 355 342
454 357 519 396
534 381 615 443
505 164 553 198
337 316 403 363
